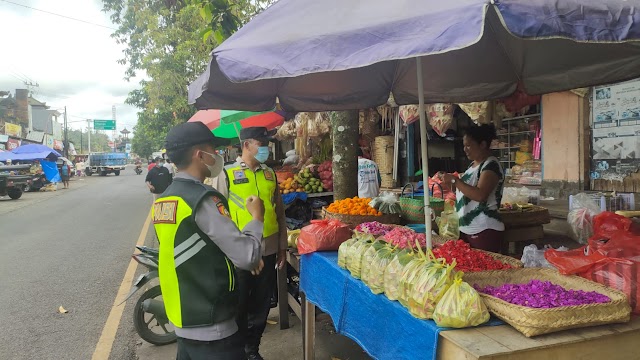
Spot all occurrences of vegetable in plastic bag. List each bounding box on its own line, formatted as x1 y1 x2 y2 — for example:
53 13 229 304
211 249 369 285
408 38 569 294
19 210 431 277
360 241 388 286
367 245 397 294
433 272 490 328
338 238 358 269
567 193 602 244
408 254 456 319
437 210 460 240
369 192 402 214
287 229 301 248
384 249 415 301
347 240 374 279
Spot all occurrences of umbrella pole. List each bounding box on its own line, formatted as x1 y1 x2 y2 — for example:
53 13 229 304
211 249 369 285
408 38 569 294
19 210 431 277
416 57 433 249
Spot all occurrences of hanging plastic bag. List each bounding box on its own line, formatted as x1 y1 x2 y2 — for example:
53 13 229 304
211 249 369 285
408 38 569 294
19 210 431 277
427 103 454 137
384 249 415 301
408 256 456 319
297 219 352 255
437 210 460 240
433 272 490 328
458 102 490 125
338 238 358 269
567 193 602 244
399 105 421 125
367 245 398 294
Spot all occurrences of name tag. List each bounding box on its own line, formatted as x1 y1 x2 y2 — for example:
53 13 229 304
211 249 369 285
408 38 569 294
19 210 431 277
233 178 250 185
153 200 178 224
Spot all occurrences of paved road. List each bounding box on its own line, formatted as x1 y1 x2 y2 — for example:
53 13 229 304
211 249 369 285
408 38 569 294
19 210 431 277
0 167 152 360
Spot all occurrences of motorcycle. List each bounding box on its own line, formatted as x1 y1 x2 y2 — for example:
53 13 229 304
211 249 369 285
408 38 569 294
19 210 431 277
135 165 143 175
122 245 177 345
23 173 49 192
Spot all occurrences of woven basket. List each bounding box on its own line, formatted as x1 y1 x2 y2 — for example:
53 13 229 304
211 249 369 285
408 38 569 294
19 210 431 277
499 206 550 228
323 208 401 227
400 183 444 222
465 268 631 337
475 249 523 269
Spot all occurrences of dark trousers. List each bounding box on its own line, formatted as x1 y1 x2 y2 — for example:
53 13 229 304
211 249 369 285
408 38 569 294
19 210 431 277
236 253 277 353
460 229 504 253
176 332 245 360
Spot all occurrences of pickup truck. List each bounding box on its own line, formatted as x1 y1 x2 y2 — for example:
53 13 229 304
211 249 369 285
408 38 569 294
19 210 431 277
0 164 32 200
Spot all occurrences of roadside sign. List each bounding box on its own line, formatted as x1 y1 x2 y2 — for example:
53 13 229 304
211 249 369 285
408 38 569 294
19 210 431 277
94 119 116 130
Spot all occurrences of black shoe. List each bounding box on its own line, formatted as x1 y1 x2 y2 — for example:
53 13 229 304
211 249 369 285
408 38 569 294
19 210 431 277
246 352 264 360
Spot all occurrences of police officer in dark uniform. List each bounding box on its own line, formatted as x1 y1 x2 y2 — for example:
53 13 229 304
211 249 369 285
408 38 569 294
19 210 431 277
154 122 266 360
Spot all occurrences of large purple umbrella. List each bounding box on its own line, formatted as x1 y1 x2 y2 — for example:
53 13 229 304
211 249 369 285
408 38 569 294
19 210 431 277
189 0 640 248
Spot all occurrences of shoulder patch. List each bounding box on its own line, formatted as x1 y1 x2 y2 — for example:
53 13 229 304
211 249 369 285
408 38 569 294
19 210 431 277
153 200 178 224
264 170 274 181
212 196 231 218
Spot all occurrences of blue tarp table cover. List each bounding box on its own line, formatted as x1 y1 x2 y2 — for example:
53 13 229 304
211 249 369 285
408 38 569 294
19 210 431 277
300 252 503 360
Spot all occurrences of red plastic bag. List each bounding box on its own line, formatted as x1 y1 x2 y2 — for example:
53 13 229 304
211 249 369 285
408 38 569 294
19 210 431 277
545 212 640 313
297 219 352 255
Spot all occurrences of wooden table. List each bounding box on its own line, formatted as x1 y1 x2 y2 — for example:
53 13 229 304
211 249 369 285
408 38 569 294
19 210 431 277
438 316 640 360
277 249 301 330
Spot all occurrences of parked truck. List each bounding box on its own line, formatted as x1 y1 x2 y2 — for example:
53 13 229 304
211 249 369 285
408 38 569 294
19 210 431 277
0 164 33 200
85 153 127 176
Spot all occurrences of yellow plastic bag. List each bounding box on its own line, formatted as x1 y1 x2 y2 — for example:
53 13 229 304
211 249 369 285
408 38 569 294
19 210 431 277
347 240 373 279
287 229 301 248
367 245 397 294
360 241 387 286
437 210 459 240
384 250 415 301
408 258 455 319
433 272 490 328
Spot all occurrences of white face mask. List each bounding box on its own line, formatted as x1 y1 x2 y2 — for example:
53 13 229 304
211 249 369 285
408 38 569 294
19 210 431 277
201 151 224 178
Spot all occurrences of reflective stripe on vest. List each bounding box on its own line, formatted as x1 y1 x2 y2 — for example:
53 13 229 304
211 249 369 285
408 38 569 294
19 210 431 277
225 165 278 237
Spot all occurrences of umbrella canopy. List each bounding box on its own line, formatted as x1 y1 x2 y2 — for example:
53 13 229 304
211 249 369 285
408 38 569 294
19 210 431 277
188 109 285 138
0 144 61 162
189 0 640 112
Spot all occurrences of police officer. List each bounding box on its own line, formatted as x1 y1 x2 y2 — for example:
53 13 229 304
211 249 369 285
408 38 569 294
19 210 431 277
217 127 287 360
154 122 266 360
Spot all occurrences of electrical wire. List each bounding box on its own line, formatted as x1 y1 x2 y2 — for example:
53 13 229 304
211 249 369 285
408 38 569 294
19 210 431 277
0 0 118 31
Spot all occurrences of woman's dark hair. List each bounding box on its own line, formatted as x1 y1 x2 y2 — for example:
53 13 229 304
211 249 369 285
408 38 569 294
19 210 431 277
464 124 497 148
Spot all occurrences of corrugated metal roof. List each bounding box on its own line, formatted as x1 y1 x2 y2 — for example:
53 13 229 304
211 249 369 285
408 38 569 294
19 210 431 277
26 131 44 143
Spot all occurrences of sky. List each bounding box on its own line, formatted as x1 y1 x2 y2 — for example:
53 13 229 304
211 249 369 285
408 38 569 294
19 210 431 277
0 0 142 134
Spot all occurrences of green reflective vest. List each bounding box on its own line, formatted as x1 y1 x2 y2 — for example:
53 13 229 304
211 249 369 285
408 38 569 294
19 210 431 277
224 162 279 238
152 178 237 328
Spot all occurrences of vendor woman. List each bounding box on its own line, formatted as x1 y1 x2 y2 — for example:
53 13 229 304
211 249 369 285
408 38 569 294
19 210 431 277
439 124 504 253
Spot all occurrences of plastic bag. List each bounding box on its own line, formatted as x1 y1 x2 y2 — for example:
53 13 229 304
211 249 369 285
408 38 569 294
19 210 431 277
437 210 460 240
347 240 374 279
367 245 397 294
521 244 568 268
297 219 352 255
338 238 358 269
384 250 416 301
458 102 490 125
361 241 388 286
547 211 640 314
399 105 420 125
275 121 297 140
287 229 301 248
307 112 331 137
369 192 402 214
433 272 490 328
398 249 434 307
567 193 602 244
408 258 455 319
427 103 454 137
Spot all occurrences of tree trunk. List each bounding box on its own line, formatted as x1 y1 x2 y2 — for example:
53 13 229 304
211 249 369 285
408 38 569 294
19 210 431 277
331 110 359 200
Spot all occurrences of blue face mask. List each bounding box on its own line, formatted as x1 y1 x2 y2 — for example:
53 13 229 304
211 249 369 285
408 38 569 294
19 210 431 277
254 146 270 163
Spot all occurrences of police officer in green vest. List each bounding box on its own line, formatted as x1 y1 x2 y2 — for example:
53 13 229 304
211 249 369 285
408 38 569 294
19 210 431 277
154 122 266 360
216 127 287 360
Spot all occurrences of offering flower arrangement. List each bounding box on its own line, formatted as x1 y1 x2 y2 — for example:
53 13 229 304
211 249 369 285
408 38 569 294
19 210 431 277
475 280 611 308
354 221 394 236
432 240 513 272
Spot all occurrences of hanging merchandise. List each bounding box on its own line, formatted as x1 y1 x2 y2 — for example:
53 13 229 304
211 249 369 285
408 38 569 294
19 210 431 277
493 102 515 120
399 105 421 125
307 112 331 137
426 103 454 137
275 120 297 140
501 87 542 113
458 102 491 125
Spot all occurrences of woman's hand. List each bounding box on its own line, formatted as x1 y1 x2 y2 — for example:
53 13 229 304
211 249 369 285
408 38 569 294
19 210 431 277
440 173 457 186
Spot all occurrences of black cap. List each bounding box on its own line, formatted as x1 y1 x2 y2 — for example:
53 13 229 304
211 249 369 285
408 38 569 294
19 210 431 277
239 127 276 142
165 122 225 151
